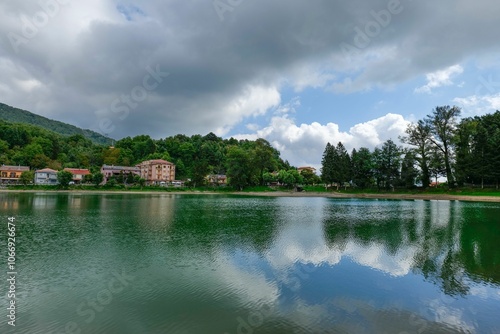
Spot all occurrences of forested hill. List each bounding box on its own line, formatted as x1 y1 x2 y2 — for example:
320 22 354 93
0 102 113 145
0 117 297 188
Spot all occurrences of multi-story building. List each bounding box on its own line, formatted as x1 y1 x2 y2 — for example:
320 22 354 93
136 159 175 185
0 165 30 184
297 166 317 174
100 165 141 184
63 168 91 184
34 168 59 185
206 174 227 186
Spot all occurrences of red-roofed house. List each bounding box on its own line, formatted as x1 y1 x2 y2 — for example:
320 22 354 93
63 168 91 184
136 159 175 185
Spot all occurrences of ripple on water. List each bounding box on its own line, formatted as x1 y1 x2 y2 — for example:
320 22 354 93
3 194 500 333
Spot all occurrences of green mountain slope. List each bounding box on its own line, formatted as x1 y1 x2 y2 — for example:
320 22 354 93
0 102 113 145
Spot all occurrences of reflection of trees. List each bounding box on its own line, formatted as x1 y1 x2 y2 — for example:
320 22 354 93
169 196 280 254
323 200 500 296
458 208 500 285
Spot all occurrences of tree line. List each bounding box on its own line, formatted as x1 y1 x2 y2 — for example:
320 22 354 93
0 120 300 188
3 105 498 190
321 107 500 189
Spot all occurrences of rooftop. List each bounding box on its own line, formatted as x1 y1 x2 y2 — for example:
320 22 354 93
138 159 174 165
63 168 91 175
0 165 30 171
102 165 140 171
35 168 58 173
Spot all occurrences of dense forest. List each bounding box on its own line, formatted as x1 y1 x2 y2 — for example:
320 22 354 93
0 103 113 145
321 106 500 189
0 118 304 188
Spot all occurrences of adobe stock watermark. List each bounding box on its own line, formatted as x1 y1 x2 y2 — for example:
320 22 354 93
475 75 500 95
396 269 478 334
95 65 170 137
7 0 70 53
224 262 316 334
213 0 245 22
339 0 411 60
47 269 135 334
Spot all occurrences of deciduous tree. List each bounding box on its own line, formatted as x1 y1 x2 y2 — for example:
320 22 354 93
426 106 461 187
400 120 432 188
20 170 34 185
57 170 73 188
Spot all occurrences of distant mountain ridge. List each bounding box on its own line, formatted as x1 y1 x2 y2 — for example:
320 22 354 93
0 102 113 145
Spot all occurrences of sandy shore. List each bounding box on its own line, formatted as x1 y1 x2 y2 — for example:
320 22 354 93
1 189 500 203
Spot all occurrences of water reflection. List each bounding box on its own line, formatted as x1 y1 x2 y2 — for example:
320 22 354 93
211 197 500 332
323 199 500 294
1 194 499 333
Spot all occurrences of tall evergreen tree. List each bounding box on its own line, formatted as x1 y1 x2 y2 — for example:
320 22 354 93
351 147 373 188
335 142 351 188
400 151 419 188
373 139 402 190
321 142 335 187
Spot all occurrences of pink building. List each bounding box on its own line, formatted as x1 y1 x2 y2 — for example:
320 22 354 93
100 165 140 184
136 159 175 185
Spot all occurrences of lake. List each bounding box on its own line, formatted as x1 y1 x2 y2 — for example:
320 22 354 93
1 193 499 333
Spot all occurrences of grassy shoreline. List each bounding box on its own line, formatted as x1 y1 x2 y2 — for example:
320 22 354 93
2 186 500 203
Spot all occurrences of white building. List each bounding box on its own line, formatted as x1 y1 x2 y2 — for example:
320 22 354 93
34 168 59 185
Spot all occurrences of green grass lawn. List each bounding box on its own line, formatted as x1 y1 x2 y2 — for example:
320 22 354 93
4 184 500 197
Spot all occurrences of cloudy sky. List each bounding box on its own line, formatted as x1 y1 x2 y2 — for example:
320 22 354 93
1 0 500 168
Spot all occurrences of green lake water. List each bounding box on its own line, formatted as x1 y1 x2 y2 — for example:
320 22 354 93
1 193 499 333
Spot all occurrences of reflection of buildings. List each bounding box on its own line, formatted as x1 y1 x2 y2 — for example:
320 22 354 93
0 195 20 211
96 194 176 232
68 195 83 210
135 195 176 231
32 195 57 209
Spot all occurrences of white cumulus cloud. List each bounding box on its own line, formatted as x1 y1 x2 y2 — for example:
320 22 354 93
453 93 500 116
234 113 410 169
415 64 464 94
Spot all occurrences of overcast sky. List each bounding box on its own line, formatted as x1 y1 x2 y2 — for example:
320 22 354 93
1 0 500 168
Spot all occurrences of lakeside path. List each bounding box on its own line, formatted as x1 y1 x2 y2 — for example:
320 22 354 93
2 189 500 203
